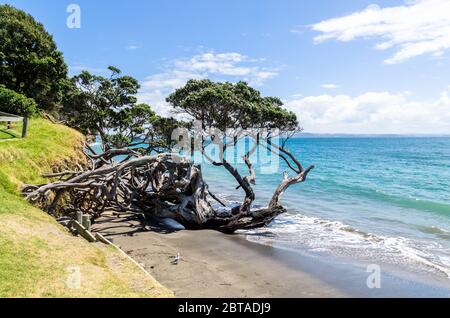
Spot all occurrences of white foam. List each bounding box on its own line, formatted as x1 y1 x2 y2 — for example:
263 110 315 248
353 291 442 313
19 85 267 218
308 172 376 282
246 213 450 279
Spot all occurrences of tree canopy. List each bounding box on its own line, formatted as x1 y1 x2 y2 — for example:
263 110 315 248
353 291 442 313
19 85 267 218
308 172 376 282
63 66 187 151
166 79 299 133
63 67 149 149
0 4 68 112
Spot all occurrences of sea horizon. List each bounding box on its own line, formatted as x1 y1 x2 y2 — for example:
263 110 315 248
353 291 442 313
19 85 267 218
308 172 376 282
297 133 450 138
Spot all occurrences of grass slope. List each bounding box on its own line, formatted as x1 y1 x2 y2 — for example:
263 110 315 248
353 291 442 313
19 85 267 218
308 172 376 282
0 122 21 140
0 130 13 140
0 118 173 298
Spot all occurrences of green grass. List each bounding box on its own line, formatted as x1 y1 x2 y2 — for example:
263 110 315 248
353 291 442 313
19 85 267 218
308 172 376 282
0 122 22 140
0 118 172 298
0 235 48 296
0 128 19 140
0 118 84 189
0 130 14 139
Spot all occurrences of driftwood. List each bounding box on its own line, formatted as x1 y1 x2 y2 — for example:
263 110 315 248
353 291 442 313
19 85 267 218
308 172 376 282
22 142 314 234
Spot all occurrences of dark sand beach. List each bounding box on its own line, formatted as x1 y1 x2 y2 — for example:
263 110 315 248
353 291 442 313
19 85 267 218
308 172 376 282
92 213 346 297
92 212 450 298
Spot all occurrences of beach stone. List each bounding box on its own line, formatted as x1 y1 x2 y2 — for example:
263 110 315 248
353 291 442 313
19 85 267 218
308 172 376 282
161 218 186 231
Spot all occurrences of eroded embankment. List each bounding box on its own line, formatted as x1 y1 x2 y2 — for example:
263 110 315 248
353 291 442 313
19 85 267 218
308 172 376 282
0 118 172 297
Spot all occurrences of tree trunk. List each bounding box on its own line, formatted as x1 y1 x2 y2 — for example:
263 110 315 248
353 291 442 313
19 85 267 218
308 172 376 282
22 147 312 234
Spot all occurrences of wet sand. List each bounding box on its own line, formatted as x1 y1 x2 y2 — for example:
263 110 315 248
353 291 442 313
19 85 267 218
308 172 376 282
92 212 347 298
92 212 450 298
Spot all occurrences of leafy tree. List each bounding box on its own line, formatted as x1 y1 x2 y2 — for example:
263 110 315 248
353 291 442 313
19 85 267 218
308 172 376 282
63 66 174 150
148 116 192 153
166 79 298 133
167 79 309 216
64 66 144 148
0 5 68 112
0 85 37 117
107 103 156 148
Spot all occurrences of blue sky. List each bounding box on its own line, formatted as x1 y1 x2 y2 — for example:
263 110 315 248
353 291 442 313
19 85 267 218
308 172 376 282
2 0 450 134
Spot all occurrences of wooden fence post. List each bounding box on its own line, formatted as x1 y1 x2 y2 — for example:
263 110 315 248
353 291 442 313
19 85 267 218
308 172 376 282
77 211 83 224
21 117 28 138
82 215 91 231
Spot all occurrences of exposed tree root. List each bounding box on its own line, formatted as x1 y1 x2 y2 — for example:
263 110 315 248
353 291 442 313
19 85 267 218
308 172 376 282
22 144 313 233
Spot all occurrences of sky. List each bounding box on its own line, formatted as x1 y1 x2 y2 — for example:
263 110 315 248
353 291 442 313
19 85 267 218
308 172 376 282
2 0 450 134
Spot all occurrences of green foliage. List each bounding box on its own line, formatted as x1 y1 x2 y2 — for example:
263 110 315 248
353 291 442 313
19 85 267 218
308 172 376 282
0 118 84 192
0 85 37 117
0 5 68 112
63 66 159 149
166 79 299 132
110 103 157 148
148 116 192 152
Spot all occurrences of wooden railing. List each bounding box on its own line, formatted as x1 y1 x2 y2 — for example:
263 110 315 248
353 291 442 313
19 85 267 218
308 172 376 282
0 111 28 138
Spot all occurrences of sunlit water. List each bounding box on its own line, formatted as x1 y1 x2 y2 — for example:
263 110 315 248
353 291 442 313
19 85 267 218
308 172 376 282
93 136 450 282
200 137 450 281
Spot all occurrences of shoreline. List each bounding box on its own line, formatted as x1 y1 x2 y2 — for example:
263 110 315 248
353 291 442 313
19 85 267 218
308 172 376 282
92 212 450 298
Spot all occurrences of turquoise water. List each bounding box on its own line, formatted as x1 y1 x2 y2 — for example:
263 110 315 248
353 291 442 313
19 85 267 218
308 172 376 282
200 137 450 280
93 136 450 281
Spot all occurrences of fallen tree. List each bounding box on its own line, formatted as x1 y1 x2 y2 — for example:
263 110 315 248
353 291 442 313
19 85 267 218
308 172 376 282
22 141 313 233
22 79 314 234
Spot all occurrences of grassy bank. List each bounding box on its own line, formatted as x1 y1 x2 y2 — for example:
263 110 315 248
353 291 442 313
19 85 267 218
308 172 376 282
0 121 22 140
0 118 173 298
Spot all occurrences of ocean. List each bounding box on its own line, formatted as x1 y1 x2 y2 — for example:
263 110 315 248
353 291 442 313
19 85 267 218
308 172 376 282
92 135 450 285
199 136 450 283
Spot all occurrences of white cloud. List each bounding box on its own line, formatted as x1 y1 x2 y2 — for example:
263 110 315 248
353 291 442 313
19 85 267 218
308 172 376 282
311 0 450 64
137 52 279 116
136 90 172 116
284 89 450 134
171 52 278 83
140 71 201 90
321 83 339 89
175 52 249 76
126 45 139 51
